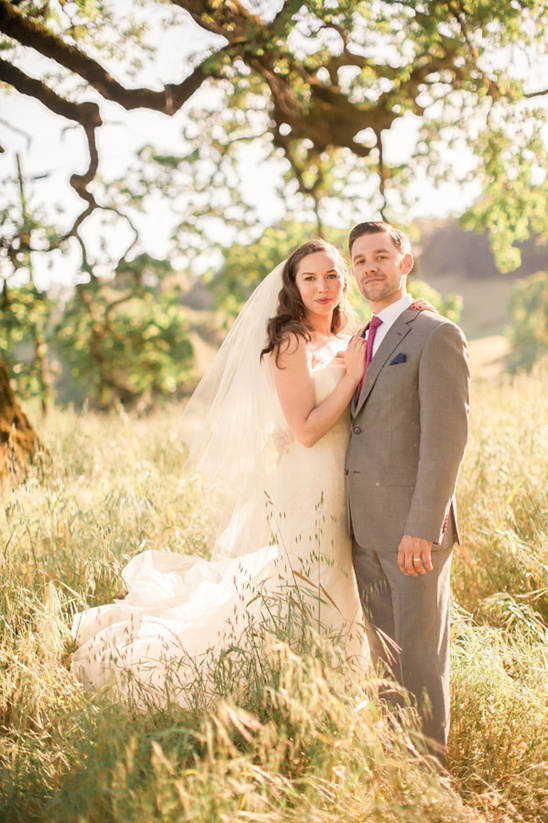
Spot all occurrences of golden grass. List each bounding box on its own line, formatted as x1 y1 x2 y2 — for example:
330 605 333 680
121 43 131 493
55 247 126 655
1 363 548 821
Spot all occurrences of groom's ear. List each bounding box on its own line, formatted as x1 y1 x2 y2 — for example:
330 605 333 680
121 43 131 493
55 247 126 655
402 253 414 276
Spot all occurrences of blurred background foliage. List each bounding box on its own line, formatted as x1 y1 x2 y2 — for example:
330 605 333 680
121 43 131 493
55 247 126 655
2 204 547 411
54 254 194 410
1 207 468 412
0 282 53 409
507 270 548 373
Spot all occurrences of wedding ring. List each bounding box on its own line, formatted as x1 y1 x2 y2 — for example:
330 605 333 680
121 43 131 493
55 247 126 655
413 557 421 562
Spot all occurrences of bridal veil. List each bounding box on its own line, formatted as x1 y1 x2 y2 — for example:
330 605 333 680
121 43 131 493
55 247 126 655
178 262 288 559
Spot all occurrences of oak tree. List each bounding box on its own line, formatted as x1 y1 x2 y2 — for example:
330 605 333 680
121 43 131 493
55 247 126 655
1 0 548 462
1 0 546 261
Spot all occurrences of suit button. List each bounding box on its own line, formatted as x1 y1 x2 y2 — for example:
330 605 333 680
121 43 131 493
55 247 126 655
353 426 362 434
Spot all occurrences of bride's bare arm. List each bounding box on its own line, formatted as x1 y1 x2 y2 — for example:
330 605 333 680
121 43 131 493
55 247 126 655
272 334 366 448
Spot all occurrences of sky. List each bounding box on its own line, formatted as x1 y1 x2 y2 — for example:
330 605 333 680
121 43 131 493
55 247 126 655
1 3 547 290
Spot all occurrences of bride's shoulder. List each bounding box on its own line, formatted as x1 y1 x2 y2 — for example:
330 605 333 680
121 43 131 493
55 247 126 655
277 329 309 354
271 331 310 370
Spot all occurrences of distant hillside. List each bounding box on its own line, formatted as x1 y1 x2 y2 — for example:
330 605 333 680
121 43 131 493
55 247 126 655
414 217 547 281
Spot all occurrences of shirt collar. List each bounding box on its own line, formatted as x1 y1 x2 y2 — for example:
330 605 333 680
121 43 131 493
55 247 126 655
375 292 412 327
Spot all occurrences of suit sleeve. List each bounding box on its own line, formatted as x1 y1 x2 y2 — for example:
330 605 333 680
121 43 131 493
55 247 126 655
404 321 470 543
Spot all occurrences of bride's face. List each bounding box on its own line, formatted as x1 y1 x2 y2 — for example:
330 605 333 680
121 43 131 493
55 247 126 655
295 251 345 321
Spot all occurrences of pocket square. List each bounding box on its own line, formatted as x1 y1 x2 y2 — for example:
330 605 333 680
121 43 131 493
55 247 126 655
390 352 407 365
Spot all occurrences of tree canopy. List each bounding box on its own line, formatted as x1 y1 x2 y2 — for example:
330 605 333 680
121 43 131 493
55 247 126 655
1 0 548 276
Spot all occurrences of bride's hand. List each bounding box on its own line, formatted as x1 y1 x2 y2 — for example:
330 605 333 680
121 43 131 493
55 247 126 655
411 298 439 313
344 334 367 382
272 426 294 460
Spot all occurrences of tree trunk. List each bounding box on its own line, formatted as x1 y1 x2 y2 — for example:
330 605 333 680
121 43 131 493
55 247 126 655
0 354 42 482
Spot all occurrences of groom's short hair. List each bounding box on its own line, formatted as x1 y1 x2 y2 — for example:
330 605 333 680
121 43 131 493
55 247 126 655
349 221 412 257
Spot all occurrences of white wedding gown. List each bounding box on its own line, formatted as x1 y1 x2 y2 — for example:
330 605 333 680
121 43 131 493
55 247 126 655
72 353 366 707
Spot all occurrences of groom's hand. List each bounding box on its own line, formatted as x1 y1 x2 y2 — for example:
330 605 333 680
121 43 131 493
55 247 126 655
398 535 434 576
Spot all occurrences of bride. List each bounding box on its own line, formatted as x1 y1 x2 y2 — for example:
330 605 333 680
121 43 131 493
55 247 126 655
71 238 427 707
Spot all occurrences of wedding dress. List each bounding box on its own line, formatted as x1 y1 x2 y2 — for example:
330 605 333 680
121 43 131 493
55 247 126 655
72 265 366 708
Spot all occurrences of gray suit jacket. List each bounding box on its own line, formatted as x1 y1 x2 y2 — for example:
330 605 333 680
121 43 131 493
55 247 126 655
346 307 470 551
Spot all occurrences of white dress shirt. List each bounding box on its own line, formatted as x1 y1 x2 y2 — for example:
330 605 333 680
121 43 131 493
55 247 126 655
369 292 413 358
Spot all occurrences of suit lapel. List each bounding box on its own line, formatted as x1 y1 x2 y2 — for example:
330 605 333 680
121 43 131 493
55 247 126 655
352 308 418 417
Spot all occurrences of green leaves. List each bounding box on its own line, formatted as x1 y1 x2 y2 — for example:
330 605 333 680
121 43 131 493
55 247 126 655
507 270 548 372
54 255 195 408
0 281 53 403
462 107 548 273
207 219 336 314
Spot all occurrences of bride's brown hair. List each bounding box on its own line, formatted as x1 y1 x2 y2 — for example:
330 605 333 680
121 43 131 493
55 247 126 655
261 238 353 363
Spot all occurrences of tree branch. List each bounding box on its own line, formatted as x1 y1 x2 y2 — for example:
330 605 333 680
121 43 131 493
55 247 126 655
376 130 387 220
171 0 261 41
0 1 236 253
524 87 548 98
0 56 102 127
0 0 218 114
0 56 102 249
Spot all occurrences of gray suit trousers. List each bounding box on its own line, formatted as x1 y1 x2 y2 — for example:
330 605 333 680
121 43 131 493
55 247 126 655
352 540 453 758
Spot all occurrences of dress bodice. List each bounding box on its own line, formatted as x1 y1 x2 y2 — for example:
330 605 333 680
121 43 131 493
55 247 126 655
266 352 351 564
312 360 350 430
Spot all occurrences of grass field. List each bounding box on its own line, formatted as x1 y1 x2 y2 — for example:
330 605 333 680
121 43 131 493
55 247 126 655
1 360 548 822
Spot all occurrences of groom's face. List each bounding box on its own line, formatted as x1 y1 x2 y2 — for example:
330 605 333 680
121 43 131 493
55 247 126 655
351 231 413 312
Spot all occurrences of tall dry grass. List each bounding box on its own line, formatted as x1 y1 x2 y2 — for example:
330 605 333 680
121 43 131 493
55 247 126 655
454 362 548 619
0 361 547 821
449 361 548 821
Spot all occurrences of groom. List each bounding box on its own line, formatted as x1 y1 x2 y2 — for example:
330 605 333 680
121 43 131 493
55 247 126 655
345 220 470 763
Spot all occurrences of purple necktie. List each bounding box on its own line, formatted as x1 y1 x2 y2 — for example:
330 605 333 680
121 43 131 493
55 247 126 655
358 315 383 396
